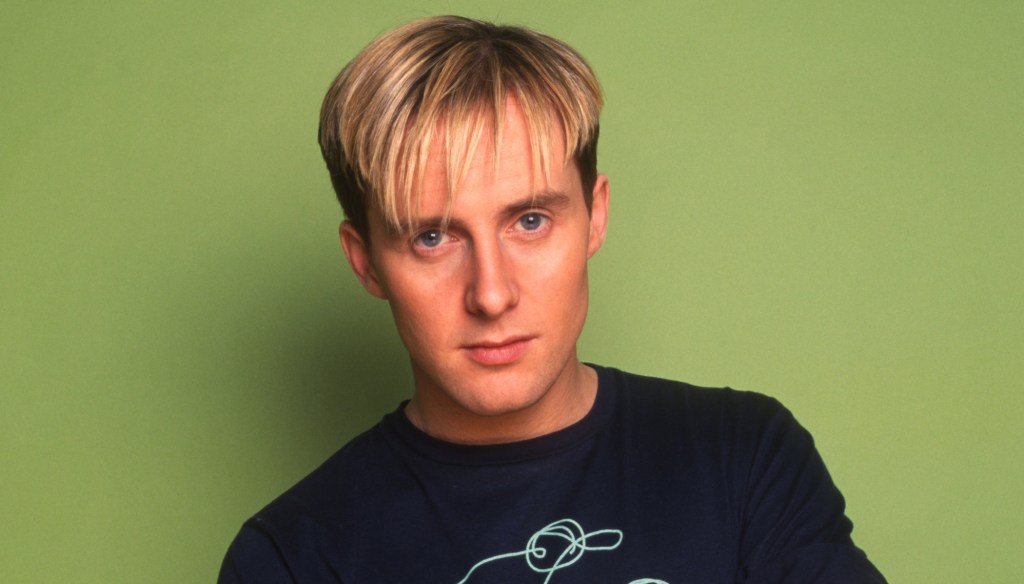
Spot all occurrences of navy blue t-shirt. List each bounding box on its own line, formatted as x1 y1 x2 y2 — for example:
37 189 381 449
219 365 885 583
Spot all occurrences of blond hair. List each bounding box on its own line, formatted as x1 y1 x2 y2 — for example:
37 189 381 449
318 15 603 238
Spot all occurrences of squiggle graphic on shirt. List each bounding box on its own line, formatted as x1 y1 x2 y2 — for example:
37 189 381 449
454 518 669 584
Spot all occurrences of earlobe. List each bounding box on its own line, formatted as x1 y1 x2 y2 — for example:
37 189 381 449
587 173 610 258
339 221 387 299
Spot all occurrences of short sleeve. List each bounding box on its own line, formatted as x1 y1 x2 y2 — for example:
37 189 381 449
218 523 296 584
736 398 886 583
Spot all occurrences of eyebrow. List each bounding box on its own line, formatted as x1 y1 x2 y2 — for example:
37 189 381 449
392 190 573 235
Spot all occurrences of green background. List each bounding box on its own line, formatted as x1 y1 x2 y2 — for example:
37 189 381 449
2 1 1021 582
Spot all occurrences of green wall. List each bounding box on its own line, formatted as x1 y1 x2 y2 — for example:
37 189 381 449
2 1 1021 582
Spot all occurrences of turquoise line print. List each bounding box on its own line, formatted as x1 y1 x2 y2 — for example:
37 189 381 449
455 518 669 584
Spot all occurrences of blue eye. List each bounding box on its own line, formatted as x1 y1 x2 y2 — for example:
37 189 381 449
414 229 445 248
518 213 546 231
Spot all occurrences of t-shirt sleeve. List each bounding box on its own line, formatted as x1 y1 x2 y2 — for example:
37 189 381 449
734 396 887 584
217 523 296 584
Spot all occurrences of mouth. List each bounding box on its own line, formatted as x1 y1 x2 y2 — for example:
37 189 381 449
462 336 534 366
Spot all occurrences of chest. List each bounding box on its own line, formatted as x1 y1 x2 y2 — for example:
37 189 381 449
329 441 740 584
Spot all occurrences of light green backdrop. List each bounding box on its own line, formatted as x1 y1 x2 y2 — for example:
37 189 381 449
2 1 1021 582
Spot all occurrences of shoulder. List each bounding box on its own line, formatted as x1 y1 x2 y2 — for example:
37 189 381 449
587 366 887 581
593 364 819 480
260 423 389 523
219 422 399 581
596 364 793 432
240 422 391 545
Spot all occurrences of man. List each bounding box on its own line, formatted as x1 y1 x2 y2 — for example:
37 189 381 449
220 15 886 583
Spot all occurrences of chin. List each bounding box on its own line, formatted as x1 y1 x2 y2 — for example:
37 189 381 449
410 348 577 423
449 375 549 417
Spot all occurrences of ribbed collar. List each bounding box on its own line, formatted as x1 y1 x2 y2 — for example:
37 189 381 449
380 364 617 466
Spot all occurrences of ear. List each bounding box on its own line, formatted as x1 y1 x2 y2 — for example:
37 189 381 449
339 221 387 299
587 173 610 259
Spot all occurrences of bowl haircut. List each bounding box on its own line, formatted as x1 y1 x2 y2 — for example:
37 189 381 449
318 15 603 242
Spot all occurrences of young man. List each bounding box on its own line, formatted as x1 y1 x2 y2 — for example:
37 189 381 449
220 16 886 583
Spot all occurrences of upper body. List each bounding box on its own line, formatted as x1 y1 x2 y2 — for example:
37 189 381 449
220 366 885 583
221 15 885 582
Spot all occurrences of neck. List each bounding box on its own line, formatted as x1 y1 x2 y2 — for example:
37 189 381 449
404 361 598 445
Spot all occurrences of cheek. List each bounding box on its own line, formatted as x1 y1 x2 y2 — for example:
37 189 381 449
517 247 590 322
523 242 589 287
382 262 467 353
388 297 450 363
389 283 445 324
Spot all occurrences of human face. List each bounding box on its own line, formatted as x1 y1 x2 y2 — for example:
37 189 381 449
340 101 609 443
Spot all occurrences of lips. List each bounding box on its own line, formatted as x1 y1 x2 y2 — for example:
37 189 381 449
463 337 533 366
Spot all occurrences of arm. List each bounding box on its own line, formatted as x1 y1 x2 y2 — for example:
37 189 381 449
736 399 886 583
218 523 296 584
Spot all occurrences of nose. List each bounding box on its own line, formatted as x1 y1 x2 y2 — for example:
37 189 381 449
464 238 519 318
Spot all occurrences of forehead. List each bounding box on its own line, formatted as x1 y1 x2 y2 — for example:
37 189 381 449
393 99 574 228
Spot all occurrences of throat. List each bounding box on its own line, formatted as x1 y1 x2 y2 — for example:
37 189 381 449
404 362 598 444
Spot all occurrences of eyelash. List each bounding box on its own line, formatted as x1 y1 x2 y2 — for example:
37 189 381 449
412 229 449 250
410 211 551 253
515 212 549 232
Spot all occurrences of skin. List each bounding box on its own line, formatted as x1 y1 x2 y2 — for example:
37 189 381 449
340 100 610 444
